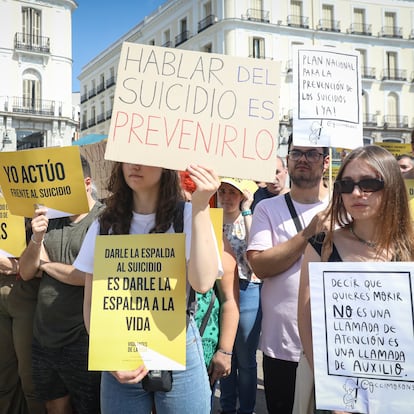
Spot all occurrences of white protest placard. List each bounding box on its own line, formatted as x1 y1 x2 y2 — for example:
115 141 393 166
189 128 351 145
309 262 414 413
105 42 281 182
293 46 363 149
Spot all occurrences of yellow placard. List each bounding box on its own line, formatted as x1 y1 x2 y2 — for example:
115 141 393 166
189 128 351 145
89 233 186 371
0 195 26 257
210 207 223 258
376 142 411 158
0 146 89 218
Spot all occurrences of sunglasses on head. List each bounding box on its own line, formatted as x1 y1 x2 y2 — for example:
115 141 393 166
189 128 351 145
334 178 384 194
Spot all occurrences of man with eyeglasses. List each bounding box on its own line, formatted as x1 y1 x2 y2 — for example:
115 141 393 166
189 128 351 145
247 134 330 414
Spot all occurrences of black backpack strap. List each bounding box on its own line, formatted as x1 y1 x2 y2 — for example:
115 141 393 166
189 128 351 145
198 287 217 336
285 193 303 233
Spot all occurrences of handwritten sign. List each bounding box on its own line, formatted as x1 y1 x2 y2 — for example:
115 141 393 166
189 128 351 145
89 233 186 371
0 146 89 218
0 195 26 257
309 262 414 413
105 42 281 182
293 46 363 149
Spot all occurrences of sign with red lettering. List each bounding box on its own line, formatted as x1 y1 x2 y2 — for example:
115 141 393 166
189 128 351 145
105 43 281 182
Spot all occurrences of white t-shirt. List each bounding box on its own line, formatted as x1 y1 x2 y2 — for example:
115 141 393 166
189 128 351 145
74 203 222 298
247 193 328 362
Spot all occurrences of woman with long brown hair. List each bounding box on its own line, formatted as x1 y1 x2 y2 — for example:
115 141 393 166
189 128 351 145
297 145 414 414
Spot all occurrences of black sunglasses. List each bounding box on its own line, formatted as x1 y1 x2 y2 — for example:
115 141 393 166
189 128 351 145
334 178 384 194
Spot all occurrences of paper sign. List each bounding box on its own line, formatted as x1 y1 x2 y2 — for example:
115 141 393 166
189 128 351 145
0 195 26 257
0 147 89 218
210 207 223 259
309 262 414 413
89 233 186 371
376 142 412 158
293 46 363 149
105 42 281 182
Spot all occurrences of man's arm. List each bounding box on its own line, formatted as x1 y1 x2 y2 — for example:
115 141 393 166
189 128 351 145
19 208 49 280
247 211 328 279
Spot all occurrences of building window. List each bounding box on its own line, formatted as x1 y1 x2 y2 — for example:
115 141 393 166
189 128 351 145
22 70 41 110
149 39 155 45
163 29 171 47
202 43 212 53
250 37 265 59
22 7 41 45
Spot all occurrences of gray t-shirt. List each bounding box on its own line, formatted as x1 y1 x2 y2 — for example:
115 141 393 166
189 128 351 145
33 202 104 348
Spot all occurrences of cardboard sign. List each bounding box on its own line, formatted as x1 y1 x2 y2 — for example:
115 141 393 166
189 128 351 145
89 233 186 371
309 262 414 413
0 147 89 218
105 42 281 182
0 195 26 257
293 46 363 149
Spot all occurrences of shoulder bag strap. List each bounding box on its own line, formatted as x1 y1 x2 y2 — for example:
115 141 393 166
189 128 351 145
284 192 303 233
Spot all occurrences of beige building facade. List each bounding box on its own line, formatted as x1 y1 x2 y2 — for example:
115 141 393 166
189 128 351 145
79 0 414 154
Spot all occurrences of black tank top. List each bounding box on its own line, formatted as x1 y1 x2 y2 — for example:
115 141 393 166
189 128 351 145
309 232 342 262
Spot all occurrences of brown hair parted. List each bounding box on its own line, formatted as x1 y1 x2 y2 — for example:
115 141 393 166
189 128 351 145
325 145 414 261
99 163 184 235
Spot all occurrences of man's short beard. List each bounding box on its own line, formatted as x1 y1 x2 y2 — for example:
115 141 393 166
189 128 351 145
290 173 322 189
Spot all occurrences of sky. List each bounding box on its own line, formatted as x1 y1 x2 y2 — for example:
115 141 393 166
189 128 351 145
71 0 166 92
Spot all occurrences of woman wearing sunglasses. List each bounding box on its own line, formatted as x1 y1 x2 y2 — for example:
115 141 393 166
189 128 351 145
296 145 414 414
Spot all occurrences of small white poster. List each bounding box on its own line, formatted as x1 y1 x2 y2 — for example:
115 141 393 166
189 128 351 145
293 46 363 150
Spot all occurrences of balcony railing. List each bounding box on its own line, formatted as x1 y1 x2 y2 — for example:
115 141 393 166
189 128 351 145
80 93 88 103
96 82 105 94
106 76 116 88
348 23 372 36
317 19 340 32
81 122 88 131
14 32 50 53
88 87 96 99
246 8 270 23
383 115 409 128
380 26 403 38
12 97 54 116
162 40 172 48
361 66 376 79
175 30 190 46
381 68 407 81
287 15 309 29
106 109 112 120
198 15 217 32
97 113 105 124
363 113 377 126
88 118 96 128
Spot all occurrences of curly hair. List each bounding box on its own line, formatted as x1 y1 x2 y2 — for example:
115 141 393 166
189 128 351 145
99 163 184 235
322 145 414 261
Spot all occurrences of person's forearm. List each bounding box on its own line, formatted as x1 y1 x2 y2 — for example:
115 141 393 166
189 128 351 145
18 240 43 280
217 299 239 352
0 257 19 275
248 231 309 279
188 206 218 293
39 262 86 286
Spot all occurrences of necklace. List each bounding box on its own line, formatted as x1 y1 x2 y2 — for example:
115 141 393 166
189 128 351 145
349 226 376 248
